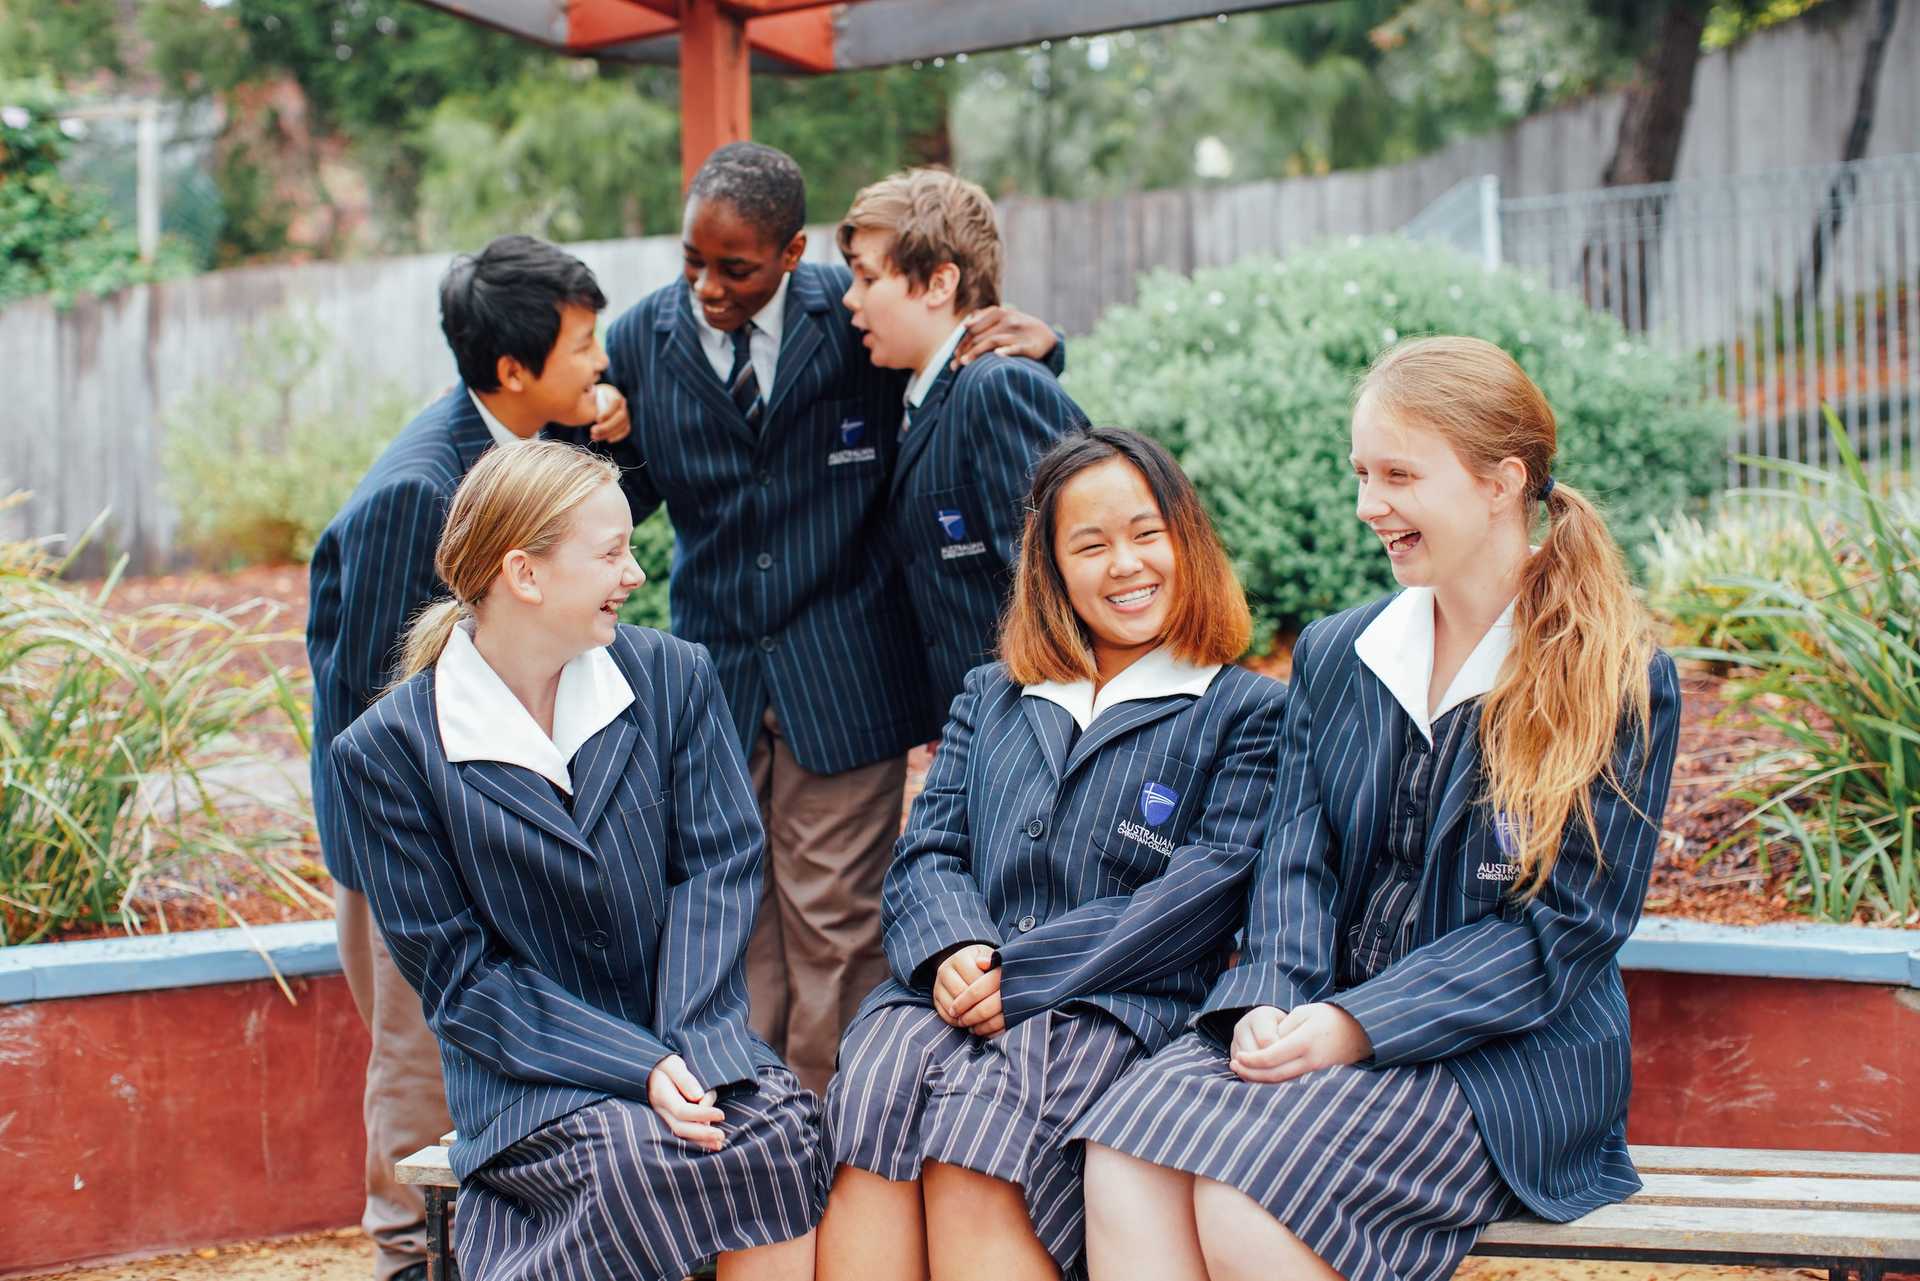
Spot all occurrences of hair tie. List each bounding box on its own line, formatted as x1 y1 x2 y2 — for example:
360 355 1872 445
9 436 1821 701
1537 475 1555 503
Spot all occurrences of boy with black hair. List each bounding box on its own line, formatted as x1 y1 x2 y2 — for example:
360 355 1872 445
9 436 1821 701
306 233 628 1281
840 166 1088 713
602 142 1065 1093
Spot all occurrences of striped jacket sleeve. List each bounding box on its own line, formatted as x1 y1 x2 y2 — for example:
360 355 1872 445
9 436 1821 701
1333 653 1683 1066
880 667 1004 988
654 647 765 1091
1199 622 1345 1033
332 729 676 1095
333 477 449 714
962 359 1087 567
995 682 1286 1026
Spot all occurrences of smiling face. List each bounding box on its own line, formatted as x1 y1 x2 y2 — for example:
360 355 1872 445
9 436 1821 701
841 226 956 372
527 479 644 656
1350 390 1506 589
681 196 804 334
1052 457 1178 677
506 302 607 431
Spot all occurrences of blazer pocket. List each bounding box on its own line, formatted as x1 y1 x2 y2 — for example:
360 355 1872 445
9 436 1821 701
815 398 882 478
914 482 996 573
1457 820 1523 904
1089 751 1204 885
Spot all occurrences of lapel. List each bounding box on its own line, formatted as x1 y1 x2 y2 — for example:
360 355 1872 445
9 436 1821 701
657 286 759 449
461 761 596 859
890 362 960 501
1062 696 1192 782
763 263 840 423
569 712 641 837
1424 702 1485 863
446 384 495 475
1018 695 1075 780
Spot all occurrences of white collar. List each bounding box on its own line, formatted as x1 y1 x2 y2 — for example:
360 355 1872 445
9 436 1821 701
906 322 969 409
1022 645 1222 731
468 391 532 450
693 269 791 349
1354 587 1516 744
434 623 635 794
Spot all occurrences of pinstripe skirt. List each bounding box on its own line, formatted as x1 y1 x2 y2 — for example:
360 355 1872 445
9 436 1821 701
825 1002 1141 1277
453 1068 825 1281
1073 1033 1517 1281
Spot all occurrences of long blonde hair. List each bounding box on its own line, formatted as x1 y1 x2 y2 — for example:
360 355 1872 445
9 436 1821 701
392 441 621 688
1358 337 1655 895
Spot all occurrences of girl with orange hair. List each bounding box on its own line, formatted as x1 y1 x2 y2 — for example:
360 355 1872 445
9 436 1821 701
1075 337 1682 1281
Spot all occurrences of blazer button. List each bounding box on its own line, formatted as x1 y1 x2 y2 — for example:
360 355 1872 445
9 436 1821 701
1403 799 1420 817
757 470 773 486
1026 818 1046 839
755 551 774 570
759 635 777 652
1017 914 1038 932
587 930 610 949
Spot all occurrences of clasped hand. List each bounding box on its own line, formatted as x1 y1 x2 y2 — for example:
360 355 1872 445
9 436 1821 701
1228 1002 1372 1083
933 942 1004 1037
648 1053 726 1152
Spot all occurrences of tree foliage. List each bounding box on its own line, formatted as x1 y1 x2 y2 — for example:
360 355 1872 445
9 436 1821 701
0 84 191 305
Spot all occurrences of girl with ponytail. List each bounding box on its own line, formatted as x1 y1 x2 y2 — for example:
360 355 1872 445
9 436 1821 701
1075 337 1682 1281
331 440 824 1281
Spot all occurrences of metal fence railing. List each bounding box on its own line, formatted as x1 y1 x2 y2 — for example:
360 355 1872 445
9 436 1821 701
1407 155 1920 489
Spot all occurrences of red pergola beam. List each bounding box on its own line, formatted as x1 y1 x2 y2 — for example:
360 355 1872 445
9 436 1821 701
678 0 753 188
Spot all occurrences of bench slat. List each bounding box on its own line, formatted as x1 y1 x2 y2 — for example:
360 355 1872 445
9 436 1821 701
397 1146 459 1188
1629 1146 1920 1181
1479 1204 1920 1258
1635 1173 1920 1212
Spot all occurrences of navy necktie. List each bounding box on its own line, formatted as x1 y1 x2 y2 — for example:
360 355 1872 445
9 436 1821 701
727 322 764 431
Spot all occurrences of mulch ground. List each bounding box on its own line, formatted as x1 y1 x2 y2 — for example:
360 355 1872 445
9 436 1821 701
53 564 1822 942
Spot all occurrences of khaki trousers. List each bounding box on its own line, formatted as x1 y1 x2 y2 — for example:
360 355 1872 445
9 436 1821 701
335 885 455 1281
744 705 907 1093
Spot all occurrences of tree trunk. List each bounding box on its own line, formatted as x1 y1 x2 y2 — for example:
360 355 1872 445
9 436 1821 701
1602 2 1708 189
1796 0 1902 307
1582 1 1707 329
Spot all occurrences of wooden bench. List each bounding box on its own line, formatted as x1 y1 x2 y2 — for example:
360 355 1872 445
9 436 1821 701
399 1141 1920 1280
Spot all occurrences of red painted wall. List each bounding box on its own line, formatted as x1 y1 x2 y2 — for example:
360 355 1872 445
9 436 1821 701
0 970 1914 1275
0 975 368 1277
1625 971 1920 1152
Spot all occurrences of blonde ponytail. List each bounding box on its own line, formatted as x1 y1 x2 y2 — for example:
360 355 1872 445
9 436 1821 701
387 441 621 691
1359 337 1656 895
391 599 467 691
1482 480 1654 894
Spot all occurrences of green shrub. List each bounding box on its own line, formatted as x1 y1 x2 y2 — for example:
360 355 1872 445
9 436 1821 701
1677 413 1920 924
618 506 675 634
1063 238 1736 638
161 313 409 568
1644 501 1845 656
0 500 318 945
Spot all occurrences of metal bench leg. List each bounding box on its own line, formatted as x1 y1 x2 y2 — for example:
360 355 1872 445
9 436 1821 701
425 1186 458 1281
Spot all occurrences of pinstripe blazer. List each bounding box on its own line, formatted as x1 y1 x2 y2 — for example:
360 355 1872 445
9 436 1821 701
1201 594 1682 1222
306 385 616 888
327 625 781 1180
890 354 1087 719
860 661 1287 1053
602 262 1067 775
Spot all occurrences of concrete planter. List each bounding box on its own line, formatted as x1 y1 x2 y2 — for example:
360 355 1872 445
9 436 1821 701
1 916 1916 1276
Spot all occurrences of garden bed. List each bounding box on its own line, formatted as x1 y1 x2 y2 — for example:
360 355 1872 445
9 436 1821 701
59 564 1825 943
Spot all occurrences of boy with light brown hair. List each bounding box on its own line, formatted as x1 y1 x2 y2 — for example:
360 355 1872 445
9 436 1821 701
838 168 1087 717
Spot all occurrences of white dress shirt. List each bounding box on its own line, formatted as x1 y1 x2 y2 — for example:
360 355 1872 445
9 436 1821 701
1354 586 1516 744
904 322 970 414
1023 645 1223 731
434 623 635 794
693 270 790 398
